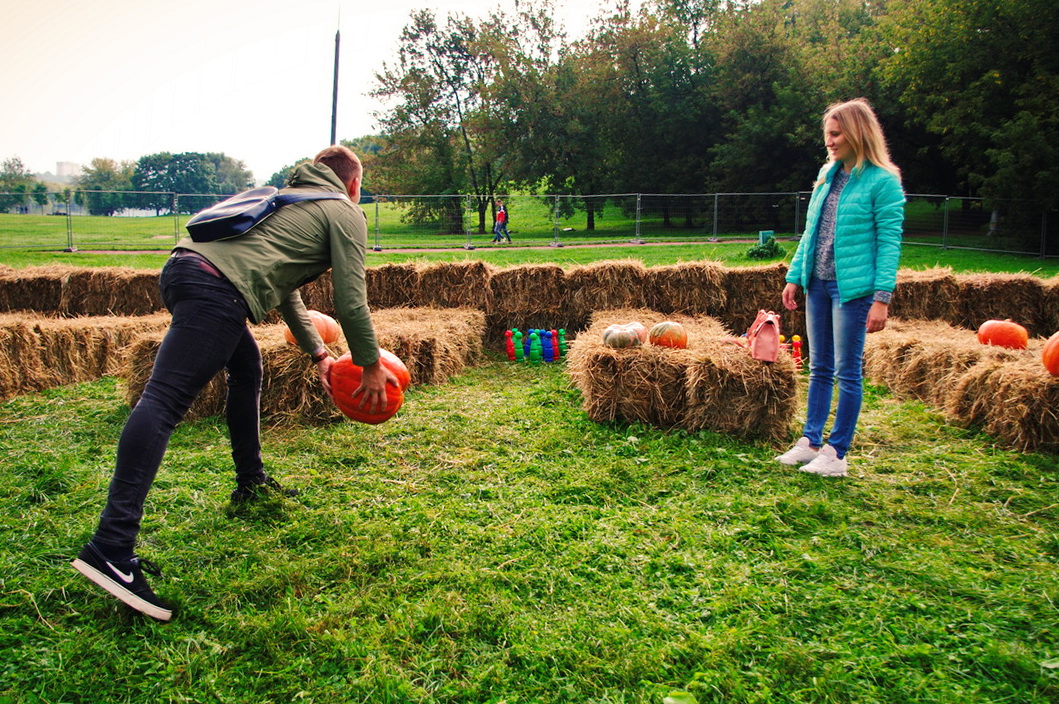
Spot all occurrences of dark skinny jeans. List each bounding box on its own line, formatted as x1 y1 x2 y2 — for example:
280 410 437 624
92 254 265 554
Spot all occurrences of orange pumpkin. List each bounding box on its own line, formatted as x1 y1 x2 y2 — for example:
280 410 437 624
648 321 688 349
1043 331 1059 376
284 310 341 345
976 319 1028 350
602 323 643 349
380 348 411 391
331 350 406 424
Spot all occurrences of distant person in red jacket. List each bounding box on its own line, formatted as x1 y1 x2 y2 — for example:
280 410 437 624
491 200 510 243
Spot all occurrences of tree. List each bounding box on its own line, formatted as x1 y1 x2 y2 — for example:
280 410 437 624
74 158 134 216
132 152 222 213
371 5 556 233
0 157 35 213
877 0 1059 209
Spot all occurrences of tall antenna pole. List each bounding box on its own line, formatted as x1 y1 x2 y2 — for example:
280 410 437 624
330 27 340 144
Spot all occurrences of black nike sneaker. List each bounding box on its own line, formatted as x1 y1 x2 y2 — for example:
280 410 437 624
71 542 173 621
230 474 299 504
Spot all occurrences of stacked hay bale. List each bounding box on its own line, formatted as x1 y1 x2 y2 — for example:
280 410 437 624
863 318 1058 452
367 262 420 310
125 307 486 424
566 260 650 329
642 260 727 315
890 268 960 323
415 260 494 310
1044 275 1059 334
0 266 67 313
568 308 798 442
58 267 163 316
717 263 801 343
0 266 162 316
485 263 571 344
950 272 1048 336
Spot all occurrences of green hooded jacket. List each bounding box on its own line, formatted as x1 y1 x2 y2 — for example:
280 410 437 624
175 162 379 367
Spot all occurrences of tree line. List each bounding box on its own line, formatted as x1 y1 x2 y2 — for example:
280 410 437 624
3 0 1054 230
361 0 1057 233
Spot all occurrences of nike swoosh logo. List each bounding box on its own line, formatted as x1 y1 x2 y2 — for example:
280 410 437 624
106 561 135 584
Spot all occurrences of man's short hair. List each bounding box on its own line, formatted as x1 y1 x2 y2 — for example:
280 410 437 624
313 145 362 185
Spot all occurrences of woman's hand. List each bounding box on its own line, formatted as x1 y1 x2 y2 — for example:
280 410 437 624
866 301 889 333
782 283 801 311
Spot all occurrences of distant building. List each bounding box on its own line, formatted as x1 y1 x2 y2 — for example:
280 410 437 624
56 162 82 182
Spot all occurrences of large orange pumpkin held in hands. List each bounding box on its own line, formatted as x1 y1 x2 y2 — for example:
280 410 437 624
649 321 688 349
976 319 1028 350
284 310 340 345
380 348 411 391
330 350 406 424
1043 331 1059 377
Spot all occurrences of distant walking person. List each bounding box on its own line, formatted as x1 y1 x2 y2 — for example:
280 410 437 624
775 98 904 477
71 145 398 620
491 200 510 243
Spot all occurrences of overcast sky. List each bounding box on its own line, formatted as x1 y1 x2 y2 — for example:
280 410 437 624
1 0 618 183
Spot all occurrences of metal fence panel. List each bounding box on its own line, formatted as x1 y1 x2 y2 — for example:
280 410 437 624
0 189 1054 256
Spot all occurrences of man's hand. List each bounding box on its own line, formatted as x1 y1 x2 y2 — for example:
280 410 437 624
353 358 400 413
316 354 336 399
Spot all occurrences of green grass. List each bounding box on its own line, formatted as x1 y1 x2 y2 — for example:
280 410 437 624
1 239 1058 276
1 360 1057 703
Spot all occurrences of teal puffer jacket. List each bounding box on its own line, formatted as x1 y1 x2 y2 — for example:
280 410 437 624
786 160 905 303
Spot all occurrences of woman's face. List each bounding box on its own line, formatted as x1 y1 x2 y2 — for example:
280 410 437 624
824 117 855 167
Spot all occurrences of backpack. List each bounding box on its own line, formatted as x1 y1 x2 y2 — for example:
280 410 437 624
746 309 782 363
186 186 348 242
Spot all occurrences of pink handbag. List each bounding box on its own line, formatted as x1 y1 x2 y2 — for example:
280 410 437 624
746 310 781 362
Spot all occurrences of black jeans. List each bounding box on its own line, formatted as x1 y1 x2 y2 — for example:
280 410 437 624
93 254 264 552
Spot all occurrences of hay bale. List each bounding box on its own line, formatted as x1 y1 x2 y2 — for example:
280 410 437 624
414 260 495 310
368 262 421 309
950 272 1048 335
485 264 573 344
58 267 163 316
863 318 1024 406
298 270 335 316
568 308 797 441
566 259 650 320
684 344 799 443
717 263 789 335
124 307 486 423
0 313 170 400
643 260 727 315
944 355 1059 453
890 268 959 322
371 307 485 385
0 314 44 399
0 266 68 313
1043 275 1059 334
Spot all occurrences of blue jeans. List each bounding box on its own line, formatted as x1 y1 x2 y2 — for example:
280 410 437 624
802 277 872 458
93 254 264 553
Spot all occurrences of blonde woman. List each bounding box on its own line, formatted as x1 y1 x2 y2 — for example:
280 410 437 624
776 98 905 476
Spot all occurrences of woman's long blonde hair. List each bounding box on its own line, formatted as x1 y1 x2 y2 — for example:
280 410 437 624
821 98 901 181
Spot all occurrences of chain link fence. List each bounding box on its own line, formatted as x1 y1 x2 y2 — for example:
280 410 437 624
0 189 1054 256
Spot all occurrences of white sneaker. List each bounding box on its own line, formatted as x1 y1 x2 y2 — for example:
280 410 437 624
775 437 819 465
798 445 848 477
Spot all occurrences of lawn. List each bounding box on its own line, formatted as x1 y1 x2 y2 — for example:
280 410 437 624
0 245 1057 703
1 359 1057 703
